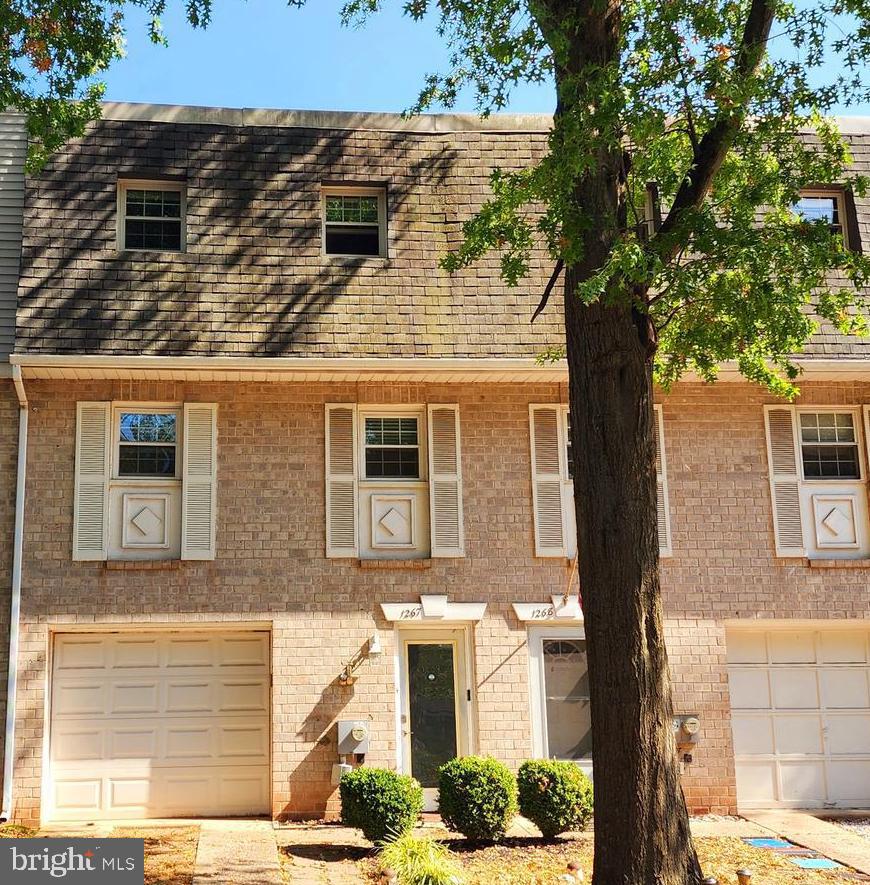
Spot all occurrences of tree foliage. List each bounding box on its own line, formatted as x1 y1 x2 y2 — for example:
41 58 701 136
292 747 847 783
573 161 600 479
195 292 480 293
344 0 870 396
0 0 225 170
7 0 870 393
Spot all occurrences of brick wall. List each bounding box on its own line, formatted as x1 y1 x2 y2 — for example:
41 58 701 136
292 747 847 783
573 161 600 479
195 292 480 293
7 376 870 822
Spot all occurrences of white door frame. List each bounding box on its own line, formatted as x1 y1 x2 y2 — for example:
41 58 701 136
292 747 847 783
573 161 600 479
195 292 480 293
394 624 475 785
527 624 593 777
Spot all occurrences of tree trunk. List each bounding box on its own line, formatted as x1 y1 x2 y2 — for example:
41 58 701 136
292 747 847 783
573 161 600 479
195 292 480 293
565 282 702 884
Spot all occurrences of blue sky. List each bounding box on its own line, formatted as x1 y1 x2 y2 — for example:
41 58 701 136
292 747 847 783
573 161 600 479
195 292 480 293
103 2 870 116
103 0 555 113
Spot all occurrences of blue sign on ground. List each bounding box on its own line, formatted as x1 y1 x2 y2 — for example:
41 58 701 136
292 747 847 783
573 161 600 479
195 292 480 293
790 857 843 870
742 837 793 849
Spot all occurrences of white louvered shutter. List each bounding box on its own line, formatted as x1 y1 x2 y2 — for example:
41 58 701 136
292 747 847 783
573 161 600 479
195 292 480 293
325 404 358 558
653 405 672 556
73 402 111 561
428 404 464 558
530 405 567 557
764 405 805 557
182 403 218 560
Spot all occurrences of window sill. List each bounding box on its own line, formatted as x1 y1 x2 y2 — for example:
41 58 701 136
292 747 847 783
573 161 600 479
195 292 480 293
105 559 182 570
322 254 389 264
116 248 186 256
358 559 432 571
807 557 870 569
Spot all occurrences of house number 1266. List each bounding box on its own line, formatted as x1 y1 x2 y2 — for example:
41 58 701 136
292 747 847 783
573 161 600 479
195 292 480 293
531 607 556 619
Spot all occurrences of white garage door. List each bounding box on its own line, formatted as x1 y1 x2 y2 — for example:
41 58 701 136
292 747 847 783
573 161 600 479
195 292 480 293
727 628 870 809
50 631 271 821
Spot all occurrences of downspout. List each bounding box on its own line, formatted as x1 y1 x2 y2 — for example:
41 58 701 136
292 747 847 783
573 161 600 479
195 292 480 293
1 365 27 821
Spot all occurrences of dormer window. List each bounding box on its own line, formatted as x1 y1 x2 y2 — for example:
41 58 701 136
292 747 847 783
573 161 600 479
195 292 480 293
793 190 849 248
118 180 185 252
322 186 386 257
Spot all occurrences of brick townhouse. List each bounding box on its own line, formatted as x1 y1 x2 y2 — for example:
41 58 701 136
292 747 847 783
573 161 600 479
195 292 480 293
0 102 866 825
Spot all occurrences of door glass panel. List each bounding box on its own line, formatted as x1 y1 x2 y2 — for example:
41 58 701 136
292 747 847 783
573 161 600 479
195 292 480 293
407 643 458 787
543 638 592 760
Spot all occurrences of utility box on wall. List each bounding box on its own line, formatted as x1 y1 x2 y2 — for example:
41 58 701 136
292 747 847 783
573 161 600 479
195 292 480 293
337 720 371 756
673 714 701 748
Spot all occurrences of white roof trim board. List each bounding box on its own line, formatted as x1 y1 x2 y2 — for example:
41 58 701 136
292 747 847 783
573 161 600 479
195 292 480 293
10 353 870 383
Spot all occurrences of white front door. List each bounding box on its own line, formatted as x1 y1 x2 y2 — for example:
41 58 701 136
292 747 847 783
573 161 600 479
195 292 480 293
398 629 472 809
527 625 593 774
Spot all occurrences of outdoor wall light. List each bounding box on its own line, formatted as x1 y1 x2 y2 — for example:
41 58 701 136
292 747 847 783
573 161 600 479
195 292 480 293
368 632 383 657
338 631 383 685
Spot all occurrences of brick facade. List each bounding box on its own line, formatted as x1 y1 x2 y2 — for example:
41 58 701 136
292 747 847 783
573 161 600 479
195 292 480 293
2 375 866 823
6 106 870 824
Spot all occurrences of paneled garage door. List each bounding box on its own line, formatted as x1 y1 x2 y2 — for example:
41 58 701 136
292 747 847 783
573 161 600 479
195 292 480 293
727 628 870 809
49 631 271 820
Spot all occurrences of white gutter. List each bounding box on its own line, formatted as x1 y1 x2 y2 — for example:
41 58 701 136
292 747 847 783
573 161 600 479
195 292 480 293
1 366 28 821
8 353 570 383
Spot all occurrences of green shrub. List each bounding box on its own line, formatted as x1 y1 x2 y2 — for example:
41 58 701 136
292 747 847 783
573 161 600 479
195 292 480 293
437 756 517 842
517 759 593 839
339 767 423 843
378 831 462 885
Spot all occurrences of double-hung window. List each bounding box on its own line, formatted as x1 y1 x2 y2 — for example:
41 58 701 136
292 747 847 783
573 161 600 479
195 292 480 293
117 410 180 478
765 405 869 558
74 401 218 562
364 416 420 479
793 189 852 249
322 187 386 257
529 405 671 558
798 412 860 480
325 404 464 560
118 180 185 252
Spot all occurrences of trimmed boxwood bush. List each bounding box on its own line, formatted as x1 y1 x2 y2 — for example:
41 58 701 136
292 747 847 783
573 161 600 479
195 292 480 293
517 759 593 839
340 767 423 843
438 756 517 842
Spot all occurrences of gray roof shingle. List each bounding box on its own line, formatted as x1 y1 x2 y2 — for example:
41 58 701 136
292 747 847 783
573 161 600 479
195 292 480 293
14 104 870 360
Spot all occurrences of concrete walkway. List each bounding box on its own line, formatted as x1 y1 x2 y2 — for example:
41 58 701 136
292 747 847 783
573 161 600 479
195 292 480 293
193 819 282 885
276 823 370 885
744 810 870 875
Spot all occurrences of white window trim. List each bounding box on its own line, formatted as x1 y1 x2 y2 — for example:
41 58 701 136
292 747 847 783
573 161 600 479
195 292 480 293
559 408 576 557
554 405 577 557
527 624 592 776
321 185 388 259
111 403 183 483
795 406 866 485
560 408 572 483
357 405 427 485
795 188 850 249
117 179 186 253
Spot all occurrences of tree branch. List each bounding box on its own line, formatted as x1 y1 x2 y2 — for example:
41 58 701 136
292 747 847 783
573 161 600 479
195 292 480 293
531 259 564 322
647 0 776 266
